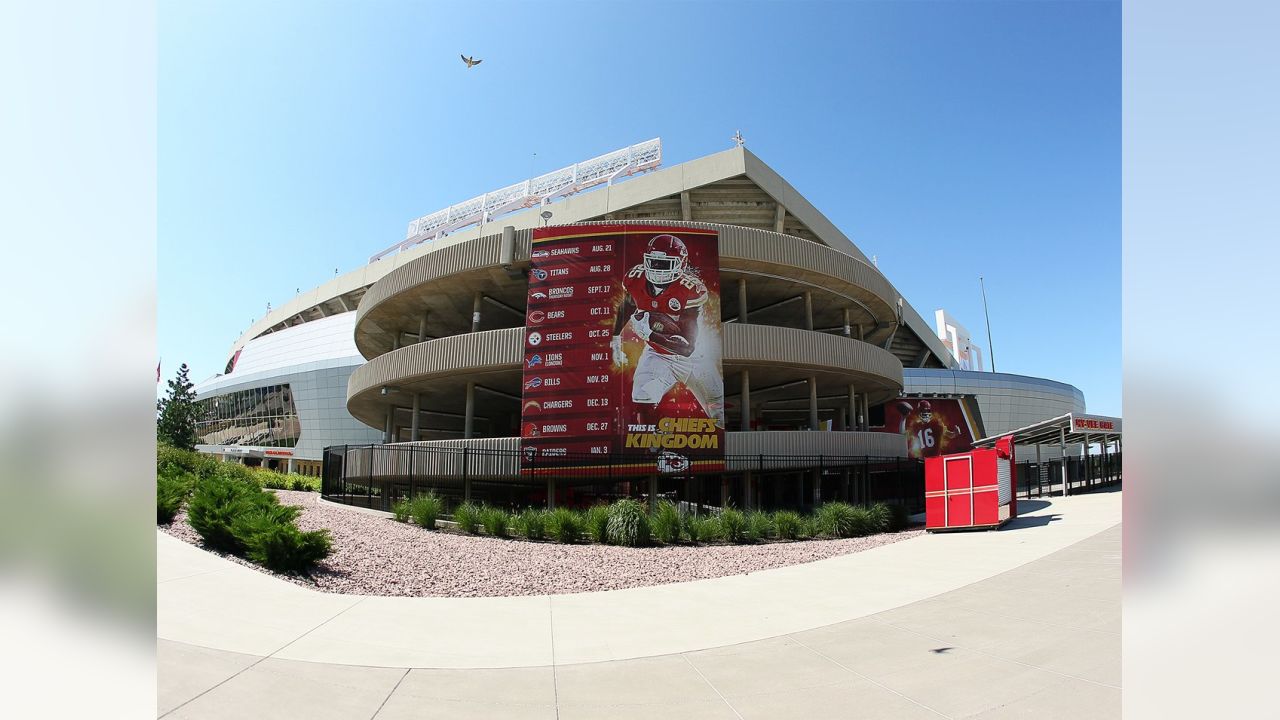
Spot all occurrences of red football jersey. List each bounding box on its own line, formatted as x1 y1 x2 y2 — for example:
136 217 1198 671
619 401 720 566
906 414 955 457
622 264 708 355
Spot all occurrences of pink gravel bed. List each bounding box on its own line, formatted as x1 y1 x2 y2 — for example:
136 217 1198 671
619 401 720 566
161 490 923 598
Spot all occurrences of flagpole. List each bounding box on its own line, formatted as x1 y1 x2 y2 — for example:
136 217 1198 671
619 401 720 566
980 277 996 373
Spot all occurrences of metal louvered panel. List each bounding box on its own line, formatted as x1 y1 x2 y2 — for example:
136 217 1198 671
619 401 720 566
355 233 507 327
347 327 524 402
725 431 906 468
722 324 903 386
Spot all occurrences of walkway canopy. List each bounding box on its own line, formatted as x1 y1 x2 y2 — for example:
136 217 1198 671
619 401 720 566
972 413 1121 497
972 413 1121 449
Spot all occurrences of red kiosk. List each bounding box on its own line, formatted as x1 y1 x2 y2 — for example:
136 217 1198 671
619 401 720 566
925 436 1017 531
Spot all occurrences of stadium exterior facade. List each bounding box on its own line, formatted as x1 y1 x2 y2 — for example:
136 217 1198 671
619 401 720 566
194 144 1087 505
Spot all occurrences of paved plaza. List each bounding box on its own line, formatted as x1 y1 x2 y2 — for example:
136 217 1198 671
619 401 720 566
158 491 1120 718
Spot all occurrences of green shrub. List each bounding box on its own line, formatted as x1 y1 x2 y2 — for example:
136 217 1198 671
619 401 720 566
547 507 583 543
719 508 747 543
650 500 684 544
453 502 482 534
847 506 878 537
606 499 650 547
157 471 195 524
480 506 510 538
408 493 443 530
231 508 331 573
289 475 321 492
187 475 275 553
686 514 720 543
157 444 220 480
584 504 611 543
255 470 290 490
798 516 818 539
883 503 911 531
867 503 892 533
745 511 773 542
391 498 412 523
512 509 548 540
773 510 804 540
815 502 859 537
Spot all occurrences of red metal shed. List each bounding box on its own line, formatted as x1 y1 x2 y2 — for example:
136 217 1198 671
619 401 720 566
925 436 1017 531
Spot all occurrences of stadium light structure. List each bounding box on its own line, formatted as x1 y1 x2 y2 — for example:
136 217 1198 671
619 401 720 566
370 138 663 262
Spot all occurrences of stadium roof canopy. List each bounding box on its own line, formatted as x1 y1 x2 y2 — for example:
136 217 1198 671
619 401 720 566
227 145 955 371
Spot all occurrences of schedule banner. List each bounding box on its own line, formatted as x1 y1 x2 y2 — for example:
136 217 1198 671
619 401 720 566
521 225 725 475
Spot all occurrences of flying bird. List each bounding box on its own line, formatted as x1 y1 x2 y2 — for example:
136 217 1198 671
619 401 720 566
460 54 482 69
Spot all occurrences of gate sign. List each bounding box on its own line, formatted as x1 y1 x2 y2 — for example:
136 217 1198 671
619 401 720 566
521 225 725 475
1071 414 1121 434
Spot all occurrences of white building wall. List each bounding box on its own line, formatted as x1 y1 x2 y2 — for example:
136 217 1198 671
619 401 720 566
194 312 381 461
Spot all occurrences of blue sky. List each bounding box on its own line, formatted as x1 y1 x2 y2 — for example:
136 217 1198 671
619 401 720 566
159 0 1119 414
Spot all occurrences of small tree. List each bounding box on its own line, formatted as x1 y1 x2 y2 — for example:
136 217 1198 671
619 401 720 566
157 363 199 450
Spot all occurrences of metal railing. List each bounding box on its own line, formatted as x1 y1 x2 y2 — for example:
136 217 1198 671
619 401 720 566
322 443 923 515
1015 453 1123 499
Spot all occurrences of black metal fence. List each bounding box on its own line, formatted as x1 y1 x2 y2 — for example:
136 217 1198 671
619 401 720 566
1015 452 1123 499
322 443 924 515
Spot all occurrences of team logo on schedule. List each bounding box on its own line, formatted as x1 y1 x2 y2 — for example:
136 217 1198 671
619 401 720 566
532 268 548 281
528 310 546 324
531 250 549 259
531 291 547 300
523 445 538 462
523 400 541 414
525 377 543 390
657 451 690 474
527 354 543 368
528 331 542 346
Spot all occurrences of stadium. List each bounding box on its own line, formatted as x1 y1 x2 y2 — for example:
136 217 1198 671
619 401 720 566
194 140 1110 511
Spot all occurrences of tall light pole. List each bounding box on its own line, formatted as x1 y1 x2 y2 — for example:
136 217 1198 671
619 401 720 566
980 276 996 373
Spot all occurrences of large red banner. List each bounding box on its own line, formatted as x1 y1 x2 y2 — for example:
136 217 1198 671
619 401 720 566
876 397 982 460
522 225 724 475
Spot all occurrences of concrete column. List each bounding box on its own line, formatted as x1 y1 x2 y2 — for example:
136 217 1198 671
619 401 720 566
410 393 421 442
286 458 295 474
803 291 814 331
391 333 400 350
1035 443 1043 496
744 470 754 510
648 475 658 512
861 394 870 431
809 376 819 430
847 384 857 432
1101 438 1109 483
774 202 786 233
720 475 730 509
857 324 865 341
418 314 428 343
1059 427 1068 496
842 307 852 338
1084 433 1092 486
547 477 556 510
740 369 751 432
464 382 476 439
812 469 822 505
471 292 482 332
383 406 394 443
737 278 748 323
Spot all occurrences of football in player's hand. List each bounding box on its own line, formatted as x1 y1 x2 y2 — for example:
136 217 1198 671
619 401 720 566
645 311 682 336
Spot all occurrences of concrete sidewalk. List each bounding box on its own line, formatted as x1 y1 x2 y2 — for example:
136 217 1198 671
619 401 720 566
159 491 1120 718
159 491 1119 669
